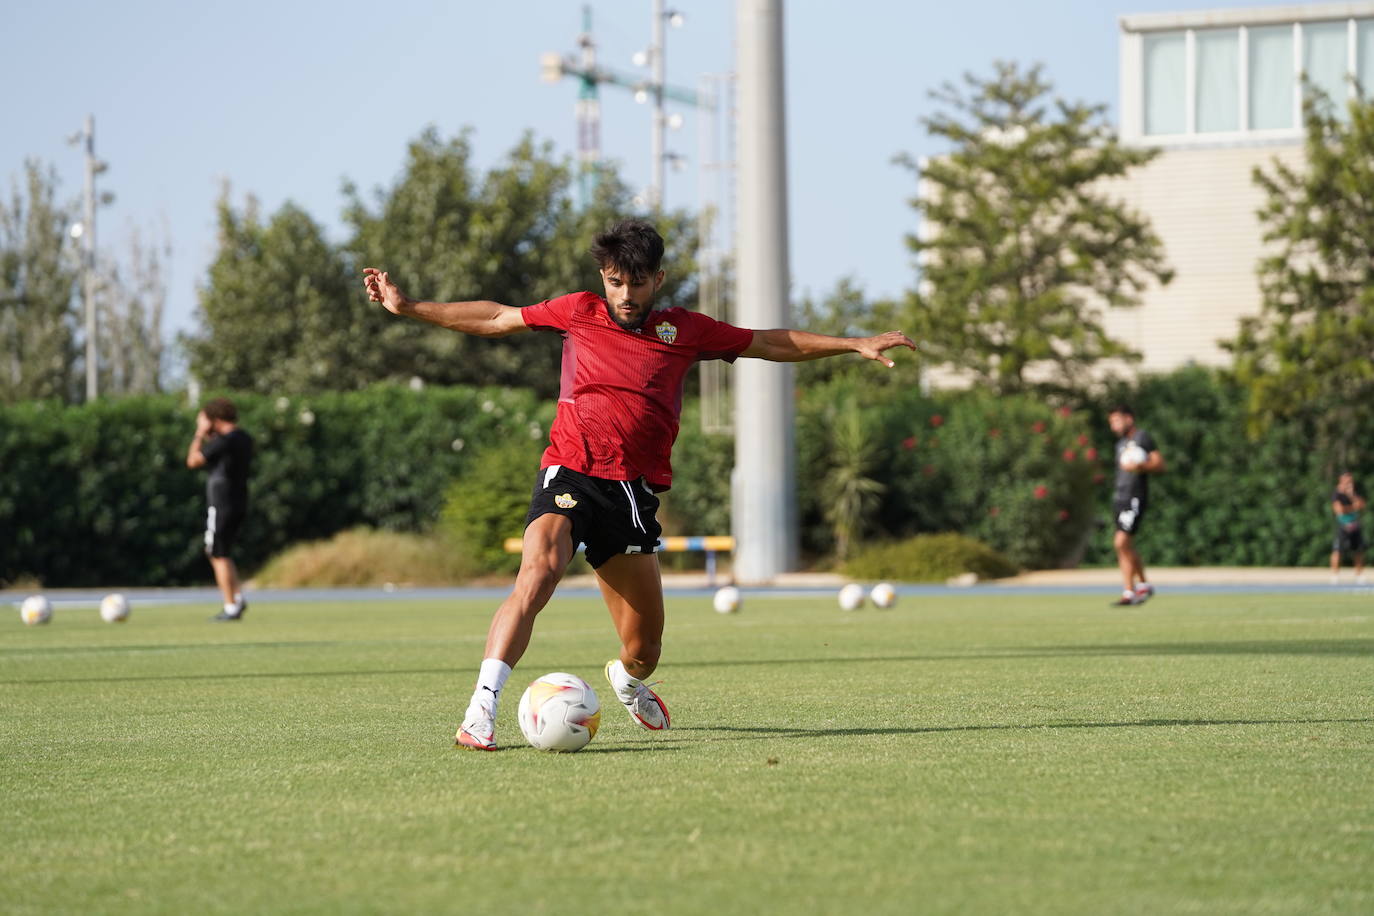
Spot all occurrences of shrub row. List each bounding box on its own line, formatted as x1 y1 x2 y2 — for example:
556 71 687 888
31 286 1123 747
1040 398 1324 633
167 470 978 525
843 533 1018 582
0 386 551 586
2 367 1356 586
1080 368 1348 567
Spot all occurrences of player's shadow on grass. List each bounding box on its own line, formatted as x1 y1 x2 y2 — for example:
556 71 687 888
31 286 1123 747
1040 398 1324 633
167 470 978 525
1023 639 1374 658
471 743 675 755
677 716 1374 741
576 744 679 754
672 637 1374 669
6 640 1369 687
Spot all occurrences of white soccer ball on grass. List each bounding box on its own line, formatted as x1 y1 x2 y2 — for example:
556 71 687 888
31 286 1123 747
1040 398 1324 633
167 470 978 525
517 672 602 752
713 585 741 614
869 583 897 609
100 593 130 623
838 583 866 611
20 595 52 626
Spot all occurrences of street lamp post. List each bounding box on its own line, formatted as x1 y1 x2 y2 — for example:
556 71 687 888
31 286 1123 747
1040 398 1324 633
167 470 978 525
69 114 106 402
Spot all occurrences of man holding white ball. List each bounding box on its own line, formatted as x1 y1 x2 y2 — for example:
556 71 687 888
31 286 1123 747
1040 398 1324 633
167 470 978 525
1108 405 1165 606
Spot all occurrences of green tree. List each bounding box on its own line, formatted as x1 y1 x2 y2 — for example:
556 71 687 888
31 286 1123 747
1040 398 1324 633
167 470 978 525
99 226 168 395
185 190 365 393
819 389 886 561
344 128 699 397
898 61 1172 396
0 161 79 403
793 278 909 388
1228 90 1374 471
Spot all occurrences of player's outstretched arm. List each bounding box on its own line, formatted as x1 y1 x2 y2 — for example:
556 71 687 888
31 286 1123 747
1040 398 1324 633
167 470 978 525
741 329 916 367
362 268 528 338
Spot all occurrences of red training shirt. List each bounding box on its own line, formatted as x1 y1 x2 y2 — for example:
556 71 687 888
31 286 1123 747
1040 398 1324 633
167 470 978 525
521 291 753 490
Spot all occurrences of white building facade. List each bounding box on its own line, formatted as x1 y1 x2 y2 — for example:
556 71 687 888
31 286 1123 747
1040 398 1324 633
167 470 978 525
1108 3 1374 372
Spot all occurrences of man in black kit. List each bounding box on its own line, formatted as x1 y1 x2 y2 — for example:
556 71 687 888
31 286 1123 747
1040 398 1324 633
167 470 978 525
1329 471 1366 585
1108 405 1165 606
186 398 253 621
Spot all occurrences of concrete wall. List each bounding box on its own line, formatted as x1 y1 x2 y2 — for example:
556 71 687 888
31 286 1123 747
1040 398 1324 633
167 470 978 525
1100 140 1306 372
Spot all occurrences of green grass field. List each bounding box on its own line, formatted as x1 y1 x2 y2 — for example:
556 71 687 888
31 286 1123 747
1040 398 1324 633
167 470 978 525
3 589 1372 915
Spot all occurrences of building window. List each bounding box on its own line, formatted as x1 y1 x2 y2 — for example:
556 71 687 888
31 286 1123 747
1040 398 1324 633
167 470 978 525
1304 20 1351 108
1144 32 1186 135
1363 20 1374 96
1249 25 1294 129
1136 17 1373 139
1196 28 1240 132
1361 20 1374 94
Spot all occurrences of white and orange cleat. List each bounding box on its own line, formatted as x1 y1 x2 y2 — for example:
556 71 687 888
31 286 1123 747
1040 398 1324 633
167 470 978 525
604 660 671 731
455 712 497 751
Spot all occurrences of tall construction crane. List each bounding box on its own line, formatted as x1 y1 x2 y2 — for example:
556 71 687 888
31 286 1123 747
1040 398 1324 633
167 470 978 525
540 3 711 209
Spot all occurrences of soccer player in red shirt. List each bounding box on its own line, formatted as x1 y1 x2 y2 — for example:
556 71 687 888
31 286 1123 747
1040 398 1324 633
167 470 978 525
363 220 915 750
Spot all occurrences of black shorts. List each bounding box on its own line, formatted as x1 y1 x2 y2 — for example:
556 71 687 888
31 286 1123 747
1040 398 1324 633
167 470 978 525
1113 497 1146 535
1333 526 1366 555
524 465 662 569
205 502 246 559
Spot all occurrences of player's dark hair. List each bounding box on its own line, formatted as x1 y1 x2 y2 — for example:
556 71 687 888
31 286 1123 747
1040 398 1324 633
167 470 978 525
590 219 665 281
203 397 238 423
1109 404 1134 417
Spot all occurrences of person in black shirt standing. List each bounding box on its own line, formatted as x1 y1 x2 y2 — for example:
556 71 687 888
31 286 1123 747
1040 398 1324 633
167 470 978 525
1108 405 1165 606
1329 472 1366 585
186 398 254 621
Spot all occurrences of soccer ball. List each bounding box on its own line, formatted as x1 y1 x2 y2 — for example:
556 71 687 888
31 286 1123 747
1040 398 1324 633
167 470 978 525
517 672 602 752
20 595 52 626
1119 442 1147 470
100 593 130 623
713 585 741 614
838 583 866 611
870 582 897 609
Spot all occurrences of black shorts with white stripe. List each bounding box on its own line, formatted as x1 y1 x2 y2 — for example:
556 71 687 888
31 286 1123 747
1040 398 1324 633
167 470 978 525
523 465 662 568
204 501 246 559
1113 496 1147 536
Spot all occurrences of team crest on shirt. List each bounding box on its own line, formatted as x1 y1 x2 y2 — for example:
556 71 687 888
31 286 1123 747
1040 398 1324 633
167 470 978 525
554 493 578 509
654 321 678 344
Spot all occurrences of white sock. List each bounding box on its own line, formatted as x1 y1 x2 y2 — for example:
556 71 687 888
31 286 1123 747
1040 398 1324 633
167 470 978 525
1122 589 1134 599
234 593 244 608
467 658 512 720
607 659 640 701
1136 582 1150 591
223 602 238 615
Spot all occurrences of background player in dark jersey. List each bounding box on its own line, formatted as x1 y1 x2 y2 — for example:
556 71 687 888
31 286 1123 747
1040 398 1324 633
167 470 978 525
1329 472 1366 585
186 397 254 621
1108 405 1165 606
363 219 915 750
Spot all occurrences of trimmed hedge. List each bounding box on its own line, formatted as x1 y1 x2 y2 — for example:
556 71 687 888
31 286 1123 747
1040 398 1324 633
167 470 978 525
3 367 1357 586
793 380 1099 569
1081 367 1347 567
843 532 1018 582
0 386 552 586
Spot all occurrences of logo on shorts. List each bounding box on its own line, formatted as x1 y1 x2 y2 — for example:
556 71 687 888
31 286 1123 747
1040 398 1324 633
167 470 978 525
654 321 678 344
554 493 578 509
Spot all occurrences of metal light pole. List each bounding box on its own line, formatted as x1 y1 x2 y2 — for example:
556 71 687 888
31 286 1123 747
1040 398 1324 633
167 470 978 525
649 0 666 209
732 0 796 582
75 115 101 402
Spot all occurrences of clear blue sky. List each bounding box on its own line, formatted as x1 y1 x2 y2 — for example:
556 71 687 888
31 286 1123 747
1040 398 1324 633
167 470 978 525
3 0 1290 348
